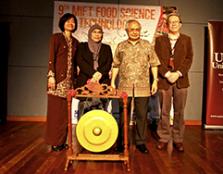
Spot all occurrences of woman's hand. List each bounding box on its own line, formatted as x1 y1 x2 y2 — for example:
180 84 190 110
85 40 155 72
48 77 56 90
92 71 102 82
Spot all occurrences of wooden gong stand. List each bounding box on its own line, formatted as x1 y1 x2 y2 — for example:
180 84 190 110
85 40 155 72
64 82 130 171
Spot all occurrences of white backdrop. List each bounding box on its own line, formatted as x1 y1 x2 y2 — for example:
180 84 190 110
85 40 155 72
53 1 161 53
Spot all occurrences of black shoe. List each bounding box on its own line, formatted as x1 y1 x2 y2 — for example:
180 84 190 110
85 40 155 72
149 120 160 141
136 144 148 153
51 144 68 152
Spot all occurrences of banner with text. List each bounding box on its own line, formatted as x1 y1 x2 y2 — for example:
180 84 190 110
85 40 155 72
53 1 161 52
205 21 223 128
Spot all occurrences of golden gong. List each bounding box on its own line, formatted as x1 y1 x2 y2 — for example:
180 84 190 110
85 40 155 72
76 110 118 152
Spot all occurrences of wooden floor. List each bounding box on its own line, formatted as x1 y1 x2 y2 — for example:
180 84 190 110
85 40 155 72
0 121 223 174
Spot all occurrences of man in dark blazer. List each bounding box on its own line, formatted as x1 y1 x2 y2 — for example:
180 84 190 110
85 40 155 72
155 13 193 152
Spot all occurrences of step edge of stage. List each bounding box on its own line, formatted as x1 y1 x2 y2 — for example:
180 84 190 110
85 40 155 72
7 115 201 125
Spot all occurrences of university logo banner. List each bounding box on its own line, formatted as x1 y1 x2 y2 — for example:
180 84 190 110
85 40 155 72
204 21 223 129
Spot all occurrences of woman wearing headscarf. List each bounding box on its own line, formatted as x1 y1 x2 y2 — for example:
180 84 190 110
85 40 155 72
76 24 112 87
76 24 113 112
45 13 79 152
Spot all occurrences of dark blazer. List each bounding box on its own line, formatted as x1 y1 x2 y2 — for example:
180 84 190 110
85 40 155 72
155 33 193 90
48 33 78 87
76 42 113 87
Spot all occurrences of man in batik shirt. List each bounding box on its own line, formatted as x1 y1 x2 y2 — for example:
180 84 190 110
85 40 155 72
111 19 160 153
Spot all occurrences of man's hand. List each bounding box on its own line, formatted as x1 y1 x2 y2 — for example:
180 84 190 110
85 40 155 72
167 72 180 83
111 81 116 89
111 67 119 89
151 80 158 95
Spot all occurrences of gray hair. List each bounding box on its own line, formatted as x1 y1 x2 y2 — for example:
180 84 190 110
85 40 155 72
125 19 142 30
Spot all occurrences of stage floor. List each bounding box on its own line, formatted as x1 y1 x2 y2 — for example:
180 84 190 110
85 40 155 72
0 121 223 174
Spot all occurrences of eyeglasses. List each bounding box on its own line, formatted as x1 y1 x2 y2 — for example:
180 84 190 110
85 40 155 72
168 21 180 24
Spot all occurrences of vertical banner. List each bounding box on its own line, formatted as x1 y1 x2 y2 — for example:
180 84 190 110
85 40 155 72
204 21 223 129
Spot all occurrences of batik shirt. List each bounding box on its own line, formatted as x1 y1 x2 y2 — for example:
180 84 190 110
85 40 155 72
47 34 73 98
113 39 160 97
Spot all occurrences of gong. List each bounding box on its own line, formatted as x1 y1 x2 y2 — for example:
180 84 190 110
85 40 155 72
76 109 118 152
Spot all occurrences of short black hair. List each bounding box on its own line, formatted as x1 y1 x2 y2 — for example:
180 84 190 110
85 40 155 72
58 13 78 33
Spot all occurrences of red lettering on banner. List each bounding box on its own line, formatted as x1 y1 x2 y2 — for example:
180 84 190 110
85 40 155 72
79 17 126 30
150 9 156 19
120 7 156 19
58 5 64 15
96 7 117 18
72 5 93 16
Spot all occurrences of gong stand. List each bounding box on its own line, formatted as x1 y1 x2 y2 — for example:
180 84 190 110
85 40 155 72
65 82 130 171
